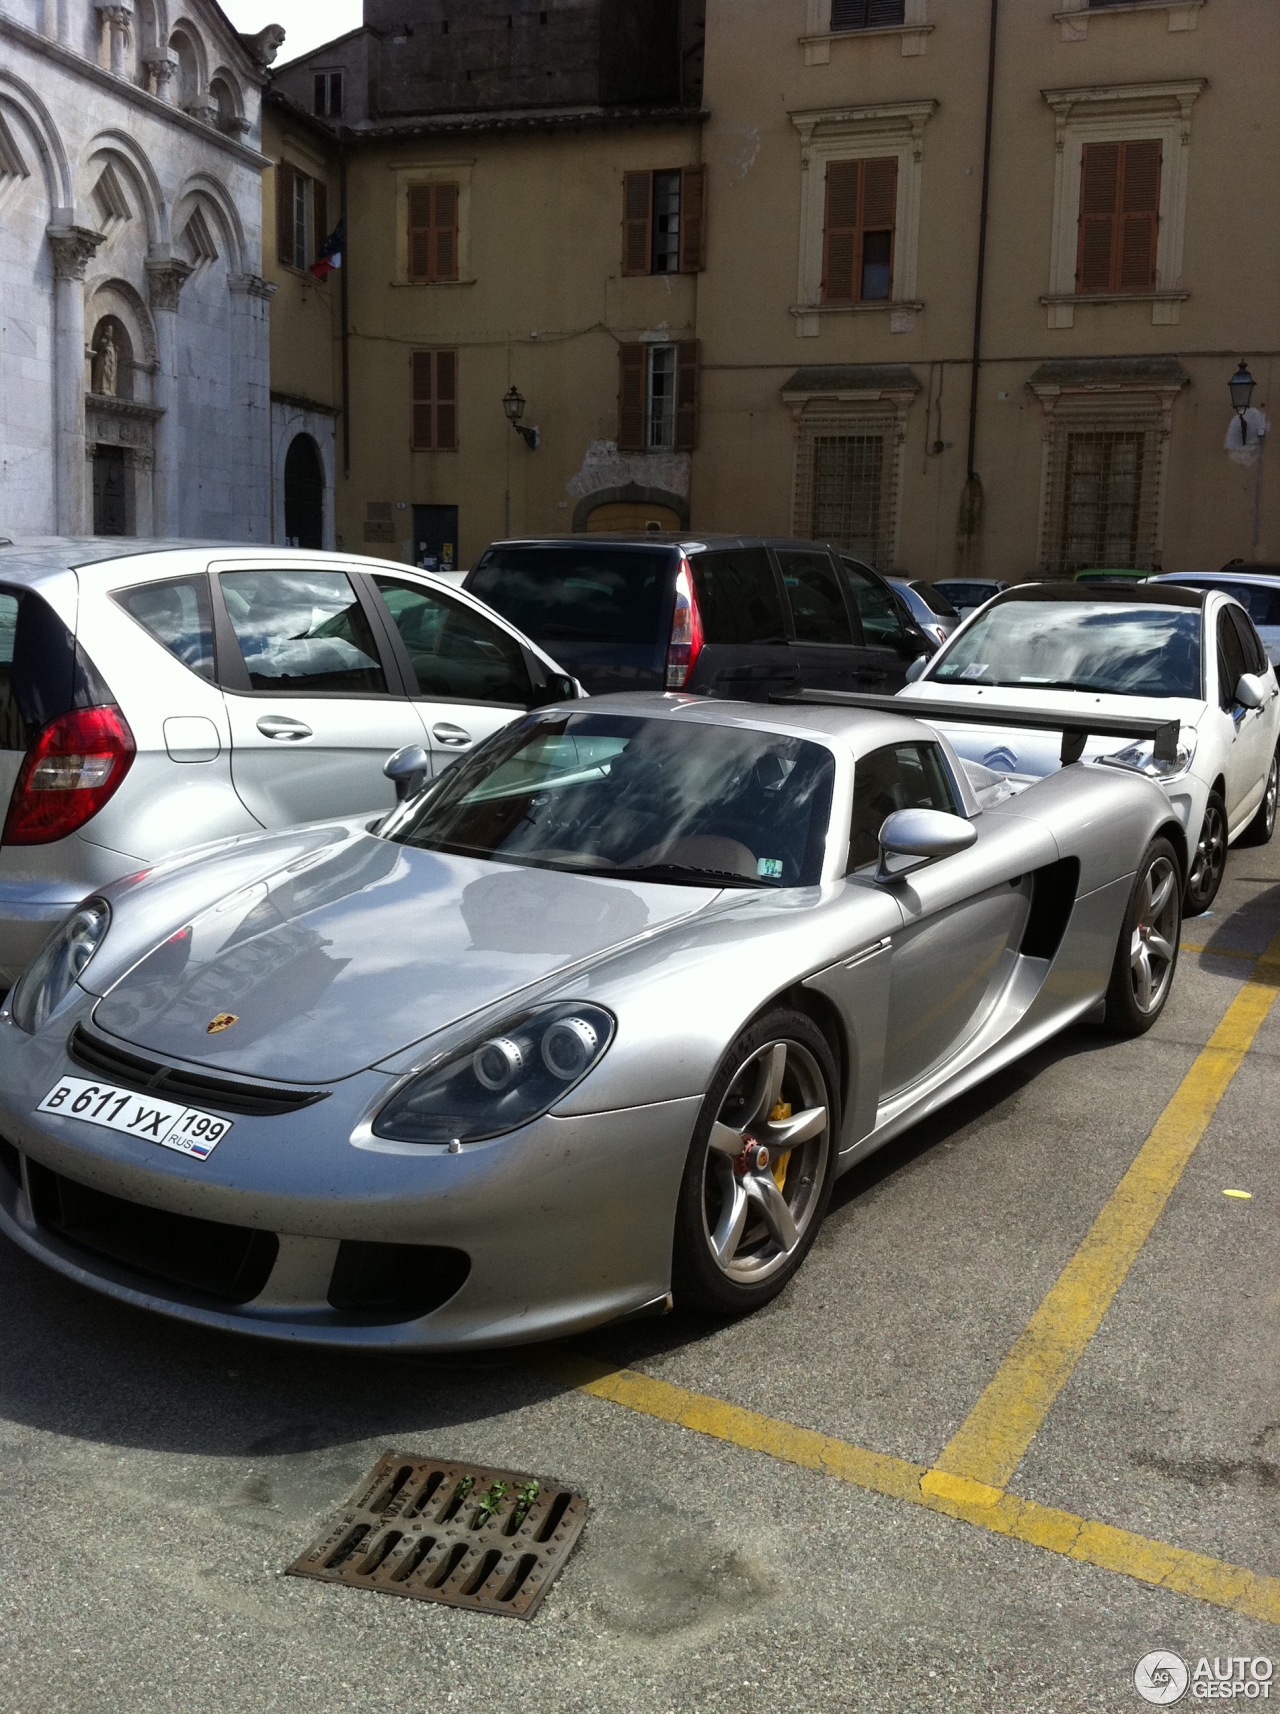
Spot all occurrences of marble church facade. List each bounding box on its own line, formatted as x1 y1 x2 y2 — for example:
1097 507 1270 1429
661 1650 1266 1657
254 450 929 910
0 0 280 540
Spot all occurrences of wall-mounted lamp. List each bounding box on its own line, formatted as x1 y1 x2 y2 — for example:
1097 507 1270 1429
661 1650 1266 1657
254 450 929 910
502 386 539 450
1229 360 1256 446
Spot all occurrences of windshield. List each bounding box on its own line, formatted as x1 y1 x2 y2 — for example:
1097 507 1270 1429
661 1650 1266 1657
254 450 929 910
380 712 835 887
932 601 1203 698
467 547 672 646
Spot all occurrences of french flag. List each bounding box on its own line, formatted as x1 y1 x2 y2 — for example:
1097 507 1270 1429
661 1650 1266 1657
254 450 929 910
310 218 344 281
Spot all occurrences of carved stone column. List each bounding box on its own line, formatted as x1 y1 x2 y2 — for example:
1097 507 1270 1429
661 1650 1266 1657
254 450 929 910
144 49 177 100
146 253 193 537
94 0 132 74
47 222 106 534
229 274 276 541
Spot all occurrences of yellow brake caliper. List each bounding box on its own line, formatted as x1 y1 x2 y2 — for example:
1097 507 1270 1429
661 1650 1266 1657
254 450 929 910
769 1101 792 1190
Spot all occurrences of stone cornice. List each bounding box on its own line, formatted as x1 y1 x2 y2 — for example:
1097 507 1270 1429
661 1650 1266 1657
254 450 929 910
0 12 270 169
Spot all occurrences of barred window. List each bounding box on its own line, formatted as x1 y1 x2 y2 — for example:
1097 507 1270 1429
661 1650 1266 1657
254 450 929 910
794 408 900 566
1041 403 1164 576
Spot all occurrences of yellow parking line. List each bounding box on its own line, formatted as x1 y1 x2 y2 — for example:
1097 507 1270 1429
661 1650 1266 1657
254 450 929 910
933 925 1280 1493
545 1355 1280 1623
1180 942 1259 960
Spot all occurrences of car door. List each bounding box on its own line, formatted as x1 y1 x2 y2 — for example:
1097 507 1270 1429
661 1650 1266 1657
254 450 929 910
846 740 1040 1097
1219 602 1276 828
366 572 535 770
212 562 427 826
772 546 867 691
839 558 926 690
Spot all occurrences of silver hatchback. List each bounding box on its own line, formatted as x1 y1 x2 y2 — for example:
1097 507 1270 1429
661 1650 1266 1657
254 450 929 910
0 540 579 987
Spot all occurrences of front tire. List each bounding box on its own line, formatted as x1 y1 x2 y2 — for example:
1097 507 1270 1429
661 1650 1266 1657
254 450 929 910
672 1010 839 1316
1184 791 1227 914
1238 746 1279 848
1101 837 1182 1036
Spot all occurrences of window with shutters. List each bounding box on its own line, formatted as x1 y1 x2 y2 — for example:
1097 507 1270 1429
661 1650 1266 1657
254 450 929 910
621 167 707 275
831 0 906 27
822 157 897 302
618 342 698 452
801 0 930 61
407 183 459 283
276 161 323 271
1076 140 1161 293
410 350 458 451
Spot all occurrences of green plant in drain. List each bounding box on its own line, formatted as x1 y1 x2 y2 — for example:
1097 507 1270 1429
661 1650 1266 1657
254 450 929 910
471 1480 510 1528
510 1480 539 1530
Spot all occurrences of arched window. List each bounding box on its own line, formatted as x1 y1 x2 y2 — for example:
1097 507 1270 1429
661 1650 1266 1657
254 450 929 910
283 434 325 548
170 28 201 110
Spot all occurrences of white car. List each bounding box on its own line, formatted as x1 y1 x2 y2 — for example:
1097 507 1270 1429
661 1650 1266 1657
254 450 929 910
900 580 1280 913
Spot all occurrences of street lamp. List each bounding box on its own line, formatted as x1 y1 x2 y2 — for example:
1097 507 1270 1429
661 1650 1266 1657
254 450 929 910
502 386 539 450
1229 360 1255 446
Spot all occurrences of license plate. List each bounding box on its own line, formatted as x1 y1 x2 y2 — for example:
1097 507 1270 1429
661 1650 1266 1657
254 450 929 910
37 1077 234 1160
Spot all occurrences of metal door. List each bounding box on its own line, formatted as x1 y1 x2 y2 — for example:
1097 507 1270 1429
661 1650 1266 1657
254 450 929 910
413 505 459 575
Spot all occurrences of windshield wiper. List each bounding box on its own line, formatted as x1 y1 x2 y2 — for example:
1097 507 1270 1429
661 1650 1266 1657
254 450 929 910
952 677 1128 695
603 862 772 888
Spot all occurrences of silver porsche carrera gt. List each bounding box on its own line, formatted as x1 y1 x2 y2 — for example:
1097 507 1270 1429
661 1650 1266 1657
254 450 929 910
0 692 1186 1349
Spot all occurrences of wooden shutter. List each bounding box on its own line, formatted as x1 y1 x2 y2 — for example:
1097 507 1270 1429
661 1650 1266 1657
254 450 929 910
675 341 699 451
408 185 432 282
434 349 457 449
679 165 706 273
1077 142 1120 291
312 178 327 263
618 344 646 451
411 351 435 448
432 183 459 281
822 160 860 302
861 157 897 234
622 172 653 275
411 351 456 449
276 160 296 267
1118 139 1160 291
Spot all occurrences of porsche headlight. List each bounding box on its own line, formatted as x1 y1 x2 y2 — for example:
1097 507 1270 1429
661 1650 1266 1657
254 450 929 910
373 1002 615 1145
10 899 110 1034
1102 732 1196 783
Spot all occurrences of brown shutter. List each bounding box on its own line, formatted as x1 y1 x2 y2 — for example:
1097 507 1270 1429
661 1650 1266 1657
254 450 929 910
860 155 897 298
1118 139 1161 291
618 343 646 450
434 349 457 449
622 171 653 275
408 185 432 282
433 183 459 281
1077 142 1120 292
312 178 327 264
675 340 699 451
679 165 706 273
822 160 860 302
411 351 434 448
276 160 296 267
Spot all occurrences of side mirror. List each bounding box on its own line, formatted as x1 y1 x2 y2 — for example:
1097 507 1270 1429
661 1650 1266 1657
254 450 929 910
875 807 977 883
528 670 579 708
904 655 928 684
1235 672 1266 710
383 744 429 802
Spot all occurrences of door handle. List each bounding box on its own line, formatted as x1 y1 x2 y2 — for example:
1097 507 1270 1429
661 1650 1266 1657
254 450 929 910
256 715 313 740
431 722 472 746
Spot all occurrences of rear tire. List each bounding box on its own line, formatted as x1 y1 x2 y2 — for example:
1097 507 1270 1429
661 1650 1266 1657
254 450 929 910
672 1009 839 1317
1184 792 1227 915
1101 837 1182 1036
1237 746 1279 848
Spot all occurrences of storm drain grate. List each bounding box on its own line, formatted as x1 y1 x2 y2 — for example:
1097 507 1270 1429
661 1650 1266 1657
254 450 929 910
286 1452 587 1620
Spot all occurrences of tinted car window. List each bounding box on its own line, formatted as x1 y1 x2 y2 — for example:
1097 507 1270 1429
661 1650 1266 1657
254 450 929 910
1219 581 1280 628
848 742 959 872
0 586 110 750
936 601 1203 698
467 547 671 646
689 548 786 644
911 581 958 618
777 549 854 645
841 559 906 648
373 576 531 706
114 576 215 682
219 570 387 694
1217 607 1249 709
1227 604 1268 677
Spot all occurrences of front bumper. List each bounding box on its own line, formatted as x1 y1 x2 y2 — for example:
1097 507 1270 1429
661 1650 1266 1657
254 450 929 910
0 1006 700 1349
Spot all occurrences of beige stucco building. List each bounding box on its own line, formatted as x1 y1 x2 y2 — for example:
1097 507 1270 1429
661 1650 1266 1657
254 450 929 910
263 0 1278 580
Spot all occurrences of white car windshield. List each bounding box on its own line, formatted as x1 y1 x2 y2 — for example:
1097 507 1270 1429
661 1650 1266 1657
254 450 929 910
381 712 835 887
933 601 1202 699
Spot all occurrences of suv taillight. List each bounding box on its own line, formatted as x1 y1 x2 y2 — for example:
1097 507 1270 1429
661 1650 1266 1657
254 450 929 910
2 705 136 845
665 557 704 689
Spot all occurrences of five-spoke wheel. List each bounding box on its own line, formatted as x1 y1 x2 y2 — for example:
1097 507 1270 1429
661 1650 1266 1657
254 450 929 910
1103 836 1182 1036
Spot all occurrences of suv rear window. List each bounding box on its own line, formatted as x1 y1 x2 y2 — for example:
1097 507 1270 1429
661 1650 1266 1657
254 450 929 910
114 576 216 682
467 547 672 646
0 587 111 751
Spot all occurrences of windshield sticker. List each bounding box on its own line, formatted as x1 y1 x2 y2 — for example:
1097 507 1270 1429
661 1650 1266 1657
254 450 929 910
960 663 989 679
757 858 784 879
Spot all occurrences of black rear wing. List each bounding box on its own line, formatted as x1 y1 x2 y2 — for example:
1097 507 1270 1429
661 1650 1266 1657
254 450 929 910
775 689 1180 768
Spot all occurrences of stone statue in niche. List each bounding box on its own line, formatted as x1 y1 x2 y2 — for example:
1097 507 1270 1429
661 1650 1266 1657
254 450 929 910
92 324 118 396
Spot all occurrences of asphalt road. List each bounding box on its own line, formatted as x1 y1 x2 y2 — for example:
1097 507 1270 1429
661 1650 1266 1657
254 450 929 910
1 837 1278 1713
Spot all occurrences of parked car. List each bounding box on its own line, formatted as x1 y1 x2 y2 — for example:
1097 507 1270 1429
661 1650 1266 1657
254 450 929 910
931 578 1009 618
904 580 1280 912
0 540 579 988
464 535 932 699
889 577 960 649
1071 569 1152 583
0 688 1183 1347
1156 570 1280 667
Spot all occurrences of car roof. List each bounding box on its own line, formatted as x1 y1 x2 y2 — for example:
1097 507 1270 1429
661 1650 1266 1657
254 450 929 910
1161 570 1280 587
478 534 870 557
543 689 933 758
987 579 1206 610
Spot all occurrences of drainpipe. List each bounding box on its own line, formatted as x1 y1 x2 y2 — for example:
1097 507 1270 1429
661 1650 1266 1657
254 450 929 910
959 0 999 564
340 141 350 478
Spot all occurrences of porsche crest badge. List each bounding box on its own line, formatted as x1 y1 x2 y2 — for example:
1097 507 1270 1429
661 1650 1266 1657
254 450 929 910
206 1012 239 1035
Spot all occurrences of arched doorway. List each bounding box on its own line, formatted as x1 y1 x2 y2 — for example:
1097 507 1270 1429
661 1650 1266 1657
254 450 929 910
586 501 682 532
283 433 324 548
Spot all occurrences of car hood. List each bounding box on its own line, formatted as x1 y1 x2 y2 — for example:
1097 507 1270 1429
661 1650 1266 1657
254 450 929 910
92 836 720 1083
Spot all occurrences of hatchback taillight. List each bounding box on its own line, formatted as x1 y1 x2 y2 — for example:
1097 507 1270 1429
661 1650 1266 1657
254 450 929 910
665 558 705 690
2 705 136 845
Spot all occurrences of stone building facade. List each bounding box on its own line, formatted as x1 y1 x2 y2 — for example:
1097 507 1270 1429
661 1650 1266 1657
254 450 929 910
0 0 281 541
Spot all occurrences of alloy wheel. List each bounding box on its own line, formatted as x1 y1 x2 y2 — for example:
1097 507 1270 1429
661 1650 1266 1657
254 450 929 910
1187 800 1226 908
1130 853 1180 1015
1262 754 1278 839
701 1038 831 1285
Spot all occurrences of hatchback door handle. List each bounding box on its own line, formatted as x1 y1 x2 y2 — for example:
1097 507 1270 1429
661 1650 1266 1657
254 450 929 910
431 722 472 746
256 715 313 741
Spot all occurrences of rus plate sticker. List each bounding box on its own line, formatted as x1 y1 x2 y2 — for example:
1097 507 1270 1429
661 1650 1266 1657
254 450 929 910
37 1077 234 1160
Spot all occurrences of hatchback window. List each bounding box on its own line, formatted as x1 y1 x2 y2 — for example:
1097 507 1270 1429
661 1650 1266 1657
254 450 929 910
688 548 786 644
468 547 671 646
777 549 854 645
219 570 387 694
912 581 958 618
372 576 531 706
935 601 1203 699
848 742 959 872
0 586 109 750
114 576 216 682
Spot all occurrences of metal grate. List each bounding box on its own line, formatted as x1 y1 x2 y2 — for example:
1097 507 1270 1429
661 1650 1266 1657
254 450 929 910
793 407 900 566
1040 398 1165 577
287 1453 587 1620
